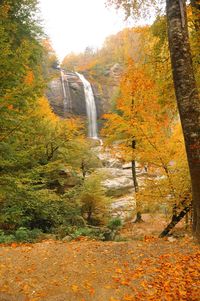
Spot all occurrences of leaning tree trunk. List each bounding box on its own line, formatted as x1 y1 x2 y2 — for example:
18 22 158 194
166 0 200 241
159 205 191 237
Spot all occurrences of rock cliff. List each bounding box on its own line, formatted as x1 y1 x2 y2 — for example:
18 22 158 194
47 71 103 119
46 64 123 120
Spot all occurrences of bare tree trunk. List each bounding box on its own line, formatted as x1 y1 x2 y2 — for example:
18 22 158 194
132 140 143 223
166 0 200 241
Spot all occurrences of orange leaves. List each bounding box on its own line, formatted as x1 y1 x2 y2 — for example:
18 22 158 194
7 104 13 110
71 281 96 297
24 70 34 85
0 239 199 300
144 235 157 242
89 287 95 296
123 295 135 301
115 268 123 274
10 242 18 248
108 241 200 301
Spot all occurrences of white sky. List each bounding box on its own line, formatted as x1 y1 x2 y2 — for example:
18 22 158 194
39 0 150 62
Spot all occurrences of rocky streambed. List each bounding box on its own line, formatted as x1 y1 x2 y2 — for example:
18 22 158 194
94 146 148 221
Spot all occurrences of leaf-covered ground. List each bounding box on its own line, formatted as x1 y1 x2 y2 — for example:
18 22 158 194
0 230 199 301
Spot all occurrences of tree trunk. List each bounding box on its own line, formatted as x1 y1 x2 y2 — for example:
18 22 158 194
166 0 200 241
159 205 191 237
81 160 86 180
131 140 143 222
131 140 139 193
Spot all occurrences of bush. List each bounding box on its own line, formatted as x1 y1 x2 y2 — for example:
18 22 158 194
65 226 105 241
0 189 82 233
0 228 43 243
0 230 15 244
15 227 30 241
71 227 93 238
15 227 43 242
107 217 122 230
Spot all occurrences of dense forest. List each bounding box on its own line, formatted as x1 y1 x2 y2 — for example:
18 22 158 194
0 1 200 300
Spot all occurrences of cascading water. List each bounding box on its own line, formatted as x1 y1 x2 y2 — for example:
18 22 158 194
60 70 72 114
60 70 68 112
76 72 98 139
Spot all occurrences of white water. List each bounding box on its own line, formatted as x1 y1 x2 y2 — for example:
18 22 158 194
76 72 98 139
60 70 72 113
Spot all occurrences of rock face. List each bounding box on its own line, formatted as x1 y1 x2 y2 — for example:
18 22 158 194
47 71 103 119
46 63 123 120
46 78 65 118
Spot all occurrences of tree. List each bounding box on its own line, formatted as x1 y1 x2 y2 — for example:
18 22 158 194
78 173 111 225
0 0 87 234
106 0 200 241
102 59 191 231
166 0 200 240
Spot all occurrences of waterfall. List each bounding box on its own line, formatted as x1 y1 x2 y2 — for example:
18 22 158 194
76 72 98 139
60 70 72 114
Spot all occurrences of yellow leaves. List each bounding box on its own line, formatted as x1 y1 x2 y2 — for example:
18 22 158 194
110 297 120 301
37 97 58 124
105 285 112 289
33 96 83 143
115 268 123 274
71 284 79 293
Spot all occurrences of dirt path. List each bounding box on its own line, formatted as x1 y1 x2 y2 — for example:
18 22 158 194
0 236 199 301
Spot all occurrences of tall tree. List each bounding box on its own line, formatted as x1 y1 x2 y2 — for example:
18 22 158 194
166 0 200 240
106 0 200 241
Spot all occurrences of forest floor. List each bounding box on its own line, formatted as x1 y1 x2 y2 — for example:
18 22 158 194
0 215 199 301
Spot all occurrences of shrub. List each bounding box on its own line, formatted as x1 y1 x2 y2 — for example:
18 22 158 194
15 227 30 241
0 228 44 243
78 173 111 225
107 217 122 230
0 230 15 244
